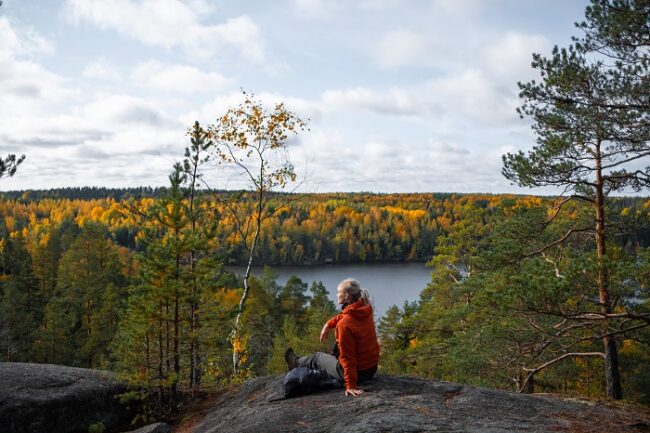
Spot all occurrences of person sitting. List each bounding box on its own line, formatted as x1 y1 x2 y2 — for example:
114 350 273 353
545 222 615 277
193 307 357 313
285 278 380 396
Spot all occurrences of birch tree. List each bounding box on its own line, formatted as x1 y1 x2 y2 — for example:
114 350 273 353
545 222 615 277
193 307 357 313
206 92 307 374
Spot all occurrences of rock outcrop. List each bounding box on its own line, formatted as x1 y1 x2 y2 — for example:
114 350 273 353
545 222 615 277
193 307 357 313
194 374 650 433
0 362 133 433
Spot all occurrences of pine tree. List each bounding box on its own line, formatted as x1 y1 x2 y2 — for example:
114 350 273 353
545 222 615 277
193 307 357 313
0 235 41 361
278 275 311 330
502 0 649 399
42 222 125 367
0 154 25 179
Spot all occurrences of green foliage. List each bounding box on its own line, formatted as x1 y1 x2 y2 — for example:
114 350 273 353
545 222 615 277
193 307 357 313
381 192 650 402
87 421 105 433
500 0 649 400
378 302 417 375
277 275 310 328
112 151 226 413
40 222 126 367
267 317 302 374
0 235 41 361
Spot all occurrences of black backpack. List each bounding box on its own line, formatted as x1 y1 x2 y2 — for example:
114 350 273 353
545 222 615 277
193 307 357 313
281 367 341 398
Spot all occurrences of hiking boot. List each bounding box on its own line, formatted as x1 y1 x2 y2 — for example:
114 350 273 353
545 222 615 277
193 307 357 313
284 347 299 371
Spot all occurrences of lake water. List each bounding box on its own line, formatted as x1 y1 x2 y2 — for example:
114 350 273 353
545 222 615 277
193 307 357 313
229 262 432 318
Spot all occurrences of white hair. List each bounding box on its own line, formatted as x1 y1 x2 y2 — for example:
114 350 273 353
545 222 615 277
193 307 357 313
337 278 372 306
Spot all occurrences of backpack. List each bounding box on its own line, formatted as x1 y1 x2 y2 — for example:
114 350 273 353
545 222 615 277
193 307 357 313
281 367 341 398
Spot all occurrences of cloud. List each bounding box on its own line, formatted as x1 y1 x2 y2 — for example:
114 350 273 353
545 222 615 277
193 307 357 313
0 17 72 116
428 140 470 158
321 87 420 117
289 0 340 18
318 71 518 126
423 69 519 126
332 31 550 127
0 17 54 60
0 145 180 191
483 31 550 83
290 137 497 193
83 58 121 81
132 60 228 94
0 115 107 148
372 30 436 69
82 94 172 127
0 93 187 191
430 0 484 16
358 0 400 10
288 0 400 19
64 0 270 64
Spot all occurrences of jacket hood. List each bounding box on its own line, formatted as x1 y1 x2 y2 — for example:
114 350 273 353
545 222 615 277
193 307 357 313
342 300 373 319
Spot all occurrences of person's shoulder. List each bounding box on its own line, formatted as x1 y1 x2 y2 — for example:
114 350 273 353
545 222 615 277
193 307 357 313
336 312 353 327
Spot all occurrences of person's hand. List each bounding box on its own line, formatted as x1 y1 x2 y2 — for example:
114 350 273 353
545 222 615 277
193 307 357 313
319 324 330 343
345 388 364 397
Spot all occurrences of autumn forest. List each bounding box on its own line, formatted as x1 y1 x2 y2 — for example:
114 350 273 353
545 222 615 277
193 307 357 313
0 0 649 419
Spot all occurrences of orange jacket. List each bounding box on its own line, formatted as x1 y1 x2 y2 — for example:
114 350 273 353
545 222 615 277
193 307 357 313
326 301 380 389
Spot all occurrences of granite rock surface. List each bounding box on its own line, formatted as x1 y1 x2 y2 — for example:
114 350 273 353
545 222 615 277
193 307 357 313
193 374 650 433
0 362 132 433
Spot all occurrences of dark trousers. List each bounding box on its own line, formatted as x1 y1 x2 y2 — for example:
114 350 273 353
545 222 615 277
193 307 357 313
298 352 377 386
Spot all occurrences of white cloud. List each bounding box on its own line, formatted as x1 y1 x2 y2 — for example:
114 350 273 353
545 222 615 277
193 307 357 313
423 69 519 126
430 0 484 16
358 0 400 10
81 94 174 127
318 72 518 127
213 16 267 64
288 130 360 190
64 0 269 63
0 114 106 148
372 30 435 69
0 92 187 191
0 94 178 152
289 0 340 18
83 58 121 81
0 1 575 194
321 87 420 116
133 60 228 94
364 141 398 161
0 17 54 60
483 31 550 83
300 137 498 193
0 17 72 116
428 140 470 160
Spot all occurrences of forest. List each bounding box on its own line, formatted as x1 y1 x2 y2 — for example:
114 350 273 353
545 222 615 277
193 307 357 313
0 0 648 419
0 188 649 408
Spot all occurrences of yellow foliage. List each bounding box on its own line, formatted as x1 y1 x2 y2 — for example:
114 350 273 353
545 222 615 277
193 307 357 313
4 216 15 232
220 288 242 308
75 214 86 226
383 206 426 219
90 206 105 221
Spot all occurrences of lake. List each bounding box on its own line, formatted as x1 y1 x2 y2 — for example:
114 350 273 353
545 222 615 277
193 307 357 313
229 262 433 318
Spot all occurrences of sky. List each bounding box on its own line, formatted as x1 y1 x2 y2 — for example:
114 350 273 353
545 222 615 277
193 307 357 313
0 0 591 194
